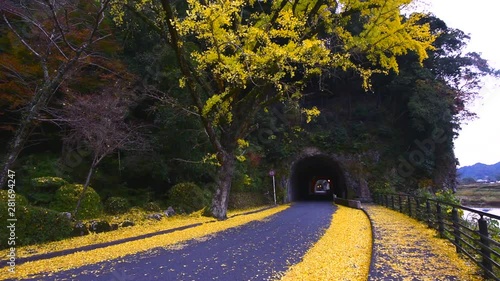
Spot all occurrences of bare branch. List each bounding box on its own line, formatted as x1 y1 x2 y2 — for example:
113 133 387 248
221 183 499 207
79 0 111 53
44 0 77 52
2 13 41 58
170 158 204 164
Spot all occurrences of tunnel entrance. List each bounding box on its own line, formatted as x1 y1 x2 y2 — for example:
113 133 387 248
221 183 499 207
289 155 347 201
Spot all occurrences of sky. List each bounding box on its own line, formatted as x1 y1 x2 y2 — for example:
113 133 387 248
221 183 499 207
426 0 500 167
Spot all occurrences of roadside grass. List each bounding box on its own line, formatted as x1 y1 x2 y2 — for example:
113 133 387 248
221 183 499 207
1 205 288 281
366 205 483 281
276 205 372 281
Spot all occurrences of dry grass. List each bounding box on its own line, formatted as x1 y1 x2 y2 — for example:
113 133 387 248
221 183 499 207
456 183 500 206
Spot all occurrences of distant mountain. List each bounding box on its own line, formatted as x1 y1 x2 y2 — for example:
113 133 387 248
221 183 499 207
458 162 500 181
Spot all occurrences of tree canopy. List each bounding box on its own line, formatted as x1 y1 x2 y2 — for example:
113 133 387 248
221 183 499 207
0 0 495 221
108 0 436 219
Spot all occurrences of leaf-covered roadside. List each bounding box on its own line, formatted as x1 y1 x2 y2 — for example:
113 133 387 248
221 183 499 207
366 205 482 281
1 205 289 280
277 205 372 281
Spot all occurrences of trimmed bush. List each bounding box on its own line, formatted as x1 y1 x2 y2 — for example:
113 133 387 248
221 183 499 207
0 204 72 249
31 177 68 191
0 190 28 206
143 201 162 212
104 197 130 215
51 184 103 219
168 182 209 213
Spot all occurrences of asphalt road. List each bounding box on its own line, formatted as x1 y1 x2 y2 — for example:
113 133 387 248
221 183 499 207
22 202 336 281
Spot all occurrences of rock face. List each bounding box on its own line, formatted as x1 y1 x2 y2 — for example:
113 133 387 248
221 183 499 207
60 212 72 220
147 213 163 221
88 220 112 233
286 147 373 202
121 220 135 227
164 206 175 217
72 221 89 236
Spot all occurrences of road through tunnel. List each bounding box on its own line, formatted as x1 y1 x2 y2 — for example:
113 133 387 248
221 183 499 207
289 155 347 201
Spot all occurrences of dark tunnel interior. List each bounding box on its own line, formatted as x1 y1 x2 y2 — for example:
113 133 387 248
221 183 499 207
289 155 347 201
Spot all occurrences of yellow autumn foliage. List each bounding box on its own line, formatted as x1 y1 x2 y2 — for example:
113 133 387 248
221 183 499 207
365 205 483 281
110 0 435 126
1 205 289 280
278 205 372 281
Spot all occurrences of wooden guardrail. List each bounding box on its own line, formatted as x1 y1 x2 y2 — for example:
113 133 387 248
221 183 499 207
374 193 500 281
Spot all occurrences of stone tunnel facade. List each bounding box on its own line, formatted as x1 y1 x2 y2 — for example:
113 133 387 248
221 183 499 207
286 147 371 202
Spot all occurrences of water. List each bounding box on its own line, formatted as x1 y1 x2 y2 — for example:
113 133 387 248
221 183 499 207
463 208 500 222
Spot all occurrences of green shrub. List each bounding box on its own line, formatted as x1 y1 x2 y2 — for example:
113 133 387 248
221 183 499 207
17 152 69 190
0 190 28 206
228 192 268 209
26 192 54 208
143 201 162 212
104 197 130 215
168 182 209 213
0 204 72 249
31 177 68 191
51 184 103 219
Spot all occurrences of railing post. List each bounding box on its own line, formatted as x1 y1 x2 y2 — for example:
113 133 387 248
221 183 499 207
451 208 461 253
391 195 395 209
398 195 403 213
437 203 444 237
426 200 432 227
407 196 412 217
478 216 493 274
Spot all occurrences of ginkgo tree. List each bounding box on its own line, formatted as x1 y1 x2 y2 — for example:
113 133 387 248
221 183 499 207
112 0 435 219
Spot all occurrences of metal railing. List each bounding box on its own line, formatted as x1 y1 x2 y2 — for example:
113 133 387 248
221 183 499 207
374 193 500 280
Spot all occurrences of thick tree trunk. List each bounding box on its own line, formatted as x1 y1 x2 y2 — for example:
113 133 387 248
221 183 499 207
211 152 235 220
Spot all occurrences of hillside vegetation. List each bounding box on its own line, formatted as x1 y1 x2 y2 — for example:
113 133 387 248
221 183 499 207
458 162 500 181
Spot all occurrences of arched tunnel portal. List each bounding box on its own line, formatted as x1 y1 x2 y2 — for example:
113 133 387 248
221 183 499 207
289 155 348 201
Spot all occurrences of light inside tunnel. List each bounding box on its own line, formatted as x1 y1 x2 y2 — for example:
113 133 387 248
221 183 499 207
289 155 347 201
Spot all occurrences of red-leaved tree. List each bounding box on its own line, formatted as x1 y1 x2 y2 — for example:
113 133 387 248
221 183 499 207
55 87 145 217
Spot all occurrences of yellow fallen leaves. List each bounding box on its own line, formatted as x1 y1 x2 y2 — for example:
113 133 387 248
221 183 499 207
0 206 269 260
2 205 289 281
278 205 372 281
366 205 483 281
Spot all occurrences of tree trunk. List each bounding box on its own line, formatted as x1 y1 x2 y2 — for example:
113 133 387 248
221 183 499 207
0 62 75 190
0 120 35 190
0 83 52 190
73 164 95 219
211 152 235 220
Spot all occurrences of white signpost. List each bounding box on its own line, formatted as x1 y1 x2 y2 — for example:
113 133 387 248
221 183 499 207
269 170 276 205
